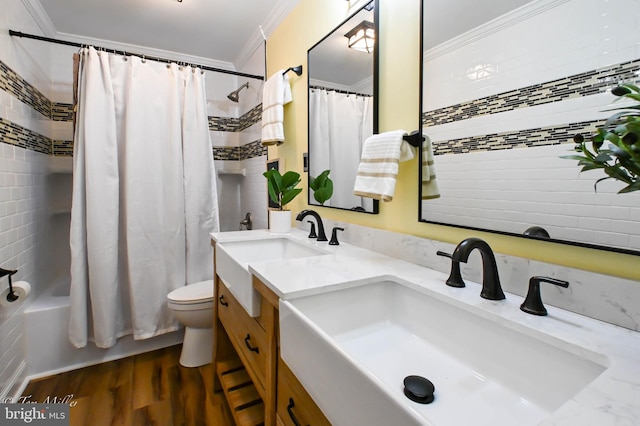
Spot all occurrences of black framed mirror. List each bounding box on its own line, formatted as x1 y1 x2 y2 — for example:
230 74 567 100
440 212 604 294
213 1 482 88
307 0 379 214
419 0 640 256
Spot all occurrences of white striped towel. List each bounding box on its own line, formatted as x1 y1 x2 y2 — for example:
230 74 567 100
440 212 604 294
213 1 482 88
261 70 292 146
422 134 440 199
353 130 414 201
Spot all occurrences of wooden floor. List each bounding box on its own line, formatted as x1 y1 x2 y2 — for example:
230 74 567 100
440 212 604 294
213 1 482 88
21 345 233 426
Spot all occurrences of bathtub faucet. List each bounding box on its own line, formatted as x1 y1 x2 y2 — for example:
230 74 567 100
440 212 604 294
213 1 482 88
239 212 252 230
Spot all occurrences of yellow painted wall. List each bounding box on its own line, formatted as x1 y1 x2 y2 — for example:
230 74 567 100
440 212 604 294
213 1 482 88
266 0 639 281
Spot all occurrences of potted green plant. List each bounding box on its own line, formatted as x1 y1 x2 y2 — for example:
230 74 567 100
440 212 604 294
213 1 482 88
563 83 640 193
309 169 334 205
263 168 302 233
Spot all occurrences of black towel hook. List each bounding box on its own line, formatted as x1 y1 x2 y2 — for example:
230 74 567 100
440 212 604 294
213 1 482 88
283 65 303 77
403 130 424 148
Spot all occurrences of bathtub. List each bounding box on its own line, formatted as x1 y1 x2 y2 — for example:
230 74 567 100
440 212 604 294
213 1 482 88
24 279 184 378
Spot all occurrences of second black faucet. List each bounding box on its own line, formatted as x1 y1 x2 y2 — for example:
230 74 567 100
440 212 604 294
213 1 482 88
296 209 327 241
450 238 505 301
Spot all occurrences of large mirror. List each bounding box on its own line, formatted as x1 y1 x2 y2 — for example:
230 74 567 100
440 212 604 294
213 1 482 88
307 1 379 213
420 0 640 255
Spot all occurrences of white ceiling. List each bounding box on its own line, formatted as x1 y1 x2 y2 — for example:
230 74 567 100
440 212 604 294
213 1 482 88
27 0 301 71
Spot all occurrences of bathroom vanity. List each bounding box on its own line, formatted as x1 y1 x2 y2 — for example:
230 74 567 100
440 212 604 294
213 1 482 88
211 231 331 425
211 229 640 426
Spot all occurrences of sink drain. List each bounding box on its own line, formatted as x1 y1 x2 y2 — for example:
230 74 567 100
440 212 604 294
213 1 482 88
403 375 435 404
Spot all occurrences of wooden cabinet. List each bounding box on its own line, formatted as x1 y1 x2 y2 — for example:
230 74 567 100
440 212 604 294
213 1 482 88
276 358 331 426
214 274 277 426
218 283 269 391
212 241 328 426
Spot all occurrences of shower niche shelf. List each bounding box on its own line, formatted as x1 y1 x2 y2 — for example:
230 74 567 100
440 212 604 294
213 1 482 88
47 156 73 174
217 166 246 176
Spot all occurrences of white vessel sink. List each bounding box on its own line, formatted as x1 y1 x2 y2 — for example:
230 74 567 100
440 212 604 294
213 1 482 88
216 237 329 316
279 278 608 426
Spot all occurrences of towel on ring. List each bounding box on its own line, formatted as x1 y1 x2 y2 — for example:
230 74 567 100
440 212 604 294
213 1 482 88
353 130 414 202
422 134 440 199
261 69 292 146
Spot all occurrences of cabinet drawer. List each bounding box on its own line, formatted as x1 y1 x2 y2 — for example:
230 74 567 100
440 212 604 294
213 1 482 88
218 282 268 391
277 358 330 426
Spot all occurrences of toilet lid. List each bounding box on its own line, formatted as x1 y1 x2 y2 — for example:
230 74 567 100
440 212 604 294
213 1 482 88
167 280 214 304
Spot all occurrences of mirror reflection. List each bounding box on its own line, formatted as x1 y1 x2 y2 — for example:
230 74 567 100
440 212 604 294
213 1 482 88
308 1 378 213
420 0 640 254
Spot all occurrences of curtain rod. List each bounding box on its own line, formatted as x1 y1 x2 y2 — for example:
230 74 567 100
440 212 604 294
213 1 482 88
9 30 264 81
309 85 372 98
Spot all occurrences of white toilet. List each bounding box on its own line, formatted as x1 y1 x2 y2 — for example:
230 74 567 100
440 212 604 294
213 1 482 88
167 280 215 367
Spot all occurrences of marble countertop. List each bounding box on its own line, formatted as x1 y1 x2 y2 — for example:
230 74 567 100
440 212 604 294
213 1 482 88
210 229 640 425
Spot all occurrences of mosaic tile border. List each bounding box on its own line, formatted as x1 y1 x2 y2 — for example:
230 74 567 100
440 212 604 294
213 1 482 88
432 119 606 156
239 104 262 132
2 56 263 159
0 61 51 118
51 103 74 122
0 117 52 155
422 59 640 127
212 140 266 161
52 140 73 156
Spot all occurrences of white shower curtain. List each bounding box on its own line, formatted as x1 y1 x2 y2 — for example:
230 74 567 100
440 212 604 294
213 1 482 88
309 89 373 210
69 47 219 349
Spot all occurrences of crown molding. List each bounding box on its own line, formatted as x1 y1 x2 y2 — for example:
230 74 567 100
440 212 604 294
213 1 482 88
54 32 235 71
20 0 57 36
234 0 300 71
424 0 570 61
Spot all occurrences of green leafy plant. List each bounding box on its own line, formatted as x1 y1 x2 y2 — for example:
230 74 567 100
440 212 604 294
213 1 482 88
562 83 640 193
263 169 302 210
309 169 334 205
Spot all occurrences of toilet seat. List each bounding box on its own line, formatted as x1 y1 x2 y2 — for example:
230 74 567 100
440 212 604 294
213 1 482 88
167 280 214 306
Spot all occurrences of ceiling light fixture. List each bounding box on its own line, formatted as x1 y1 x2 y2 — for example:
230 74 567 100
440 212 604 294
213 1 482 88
344 20 375 53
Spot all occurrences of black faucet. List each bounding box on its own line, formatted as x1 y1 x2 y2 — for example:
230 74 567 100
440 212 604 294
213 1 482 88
295 209 327 241
329 227 344 245
306 221 317 239
451 238 505 300
436 251 465 288
520 276 569 316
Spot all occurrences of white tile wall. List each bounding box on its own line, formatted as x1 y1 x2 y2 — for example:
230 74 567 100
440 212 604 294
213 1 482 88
0 0 51 99
0 0 55 400
0 145 49 399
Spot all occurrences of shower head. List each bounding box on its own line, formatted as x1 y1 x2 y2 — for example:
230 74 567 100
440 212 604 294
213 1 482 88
227 82 249 102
